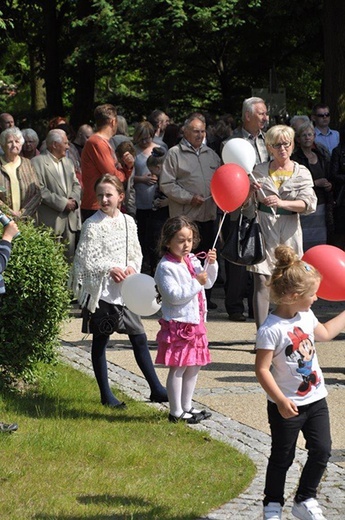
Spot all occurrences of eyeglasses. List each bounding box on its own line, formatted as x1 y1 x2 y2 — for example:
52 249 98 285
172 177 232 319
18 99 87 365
316 113 330 118
271 142 291 149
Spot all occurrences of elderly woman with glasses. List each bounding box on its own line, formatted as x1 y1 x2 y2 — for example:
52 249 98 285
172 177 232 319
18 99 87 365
247 124 317 329
0 127 41 220
291 121 333 252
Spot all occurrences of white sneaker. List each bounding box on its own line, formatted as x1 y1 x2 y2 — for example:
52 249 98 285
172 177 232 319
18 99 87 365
292 498 326 519
263 502 282 519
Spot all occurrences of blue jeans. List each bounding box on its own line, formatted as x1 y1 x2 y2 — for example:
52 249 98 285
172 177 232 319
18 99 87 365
263 398 331 506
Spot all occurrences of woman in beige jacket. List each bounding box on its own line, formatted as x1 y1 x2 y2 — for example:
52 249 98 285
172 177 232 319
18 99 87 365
248 125 317 329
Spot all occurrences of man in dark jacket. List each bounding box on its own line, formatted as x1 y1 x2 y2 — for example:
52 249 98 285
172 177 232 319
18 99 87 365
222 97 269 322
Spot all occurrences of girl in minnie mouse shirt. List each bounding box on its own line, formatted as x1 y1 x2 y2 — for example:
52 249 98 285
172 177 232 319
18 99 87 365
256 245 345 520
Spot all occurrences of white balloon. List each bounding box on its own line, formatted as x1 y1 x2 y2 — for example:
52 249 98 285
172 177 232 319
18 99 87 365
121 273 161 316
222 138 256 172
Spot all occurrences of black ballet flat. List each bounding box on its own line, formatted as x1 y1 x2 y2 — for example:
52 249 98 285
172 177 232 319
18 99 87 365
0 422 18 433
149 392 169 403
168 411 204 424
102 401 127 409
188 407 212 420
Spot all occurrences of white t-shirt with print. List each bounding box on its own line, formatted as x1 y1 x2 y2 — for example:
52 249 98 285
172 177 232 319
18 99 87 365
256 309 327 406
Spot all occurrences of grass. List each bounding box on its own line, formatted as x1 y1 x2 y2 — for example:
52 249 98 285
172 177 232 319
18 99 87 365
0 362 256 519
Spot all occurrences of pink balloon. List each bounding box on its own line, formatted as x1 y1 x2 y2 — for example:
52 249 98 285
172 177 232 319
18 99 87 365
302 245 345 301
210 163 250 212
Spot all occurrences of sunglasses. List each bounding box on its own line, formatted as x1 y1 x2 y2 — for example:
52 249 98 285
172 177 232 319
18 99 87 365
316 113 330 118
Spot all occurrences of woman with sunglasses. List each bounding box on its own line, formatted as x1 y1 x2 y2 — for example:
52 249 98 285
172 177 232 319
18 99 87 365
247 125 317 329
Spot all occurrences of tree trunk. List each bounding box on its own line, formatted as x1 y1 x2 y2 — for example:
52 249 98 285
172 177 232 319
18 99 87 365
323 0 345 126
42 0 64 116
70 59 96 129
69 0 96 129
28 50 46 111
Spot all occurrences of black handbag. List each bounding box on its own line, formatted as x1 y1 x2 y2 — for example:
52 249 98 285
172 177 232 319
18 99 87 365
221 210 266 266
89 301 126 335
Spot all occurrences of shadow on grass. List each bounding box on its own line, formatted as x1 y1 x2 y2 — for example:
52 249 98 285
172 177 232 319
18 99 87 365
2 385 166 425
34 493 200 519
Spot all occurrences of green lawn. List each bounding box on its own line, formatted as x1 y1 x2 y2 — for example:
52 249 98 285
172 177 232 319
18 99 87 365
0 362 256 519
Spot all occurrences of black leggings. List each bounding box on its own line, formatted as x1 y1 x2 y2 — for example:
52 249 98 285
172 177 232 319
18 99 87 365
264 399 331 506
91 332 165 405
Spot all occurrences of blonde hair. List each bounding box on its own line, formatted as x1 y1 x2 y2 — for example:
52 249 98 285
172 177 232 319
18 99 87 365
269 245 321 304
265 125 295 148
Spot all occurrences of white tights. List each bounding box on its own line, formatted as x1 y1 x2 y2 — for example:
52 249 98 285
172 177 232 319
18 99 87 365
166 365 201 417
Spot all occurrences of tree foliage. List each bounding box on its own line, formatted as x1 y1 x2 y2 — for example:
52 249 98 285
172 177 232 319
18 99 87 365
0 0 342 128
0 221 70 385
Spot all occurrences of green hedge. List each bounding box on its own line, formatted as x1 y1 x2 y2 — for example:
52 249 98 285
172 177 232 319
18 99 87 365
0 220 71 384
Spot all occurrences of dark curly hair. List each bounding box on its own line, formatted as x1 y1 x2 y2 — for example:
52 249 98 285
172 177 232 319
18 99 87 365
157 216 200 257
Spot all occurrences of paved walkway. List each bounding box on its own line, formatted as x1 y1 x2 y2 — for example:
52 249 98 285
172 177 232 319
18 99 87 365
60 288 345 519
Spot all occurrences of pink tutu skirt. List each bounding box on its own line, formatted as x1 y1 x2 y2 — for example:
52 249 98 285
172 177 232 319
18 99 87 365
155 318 211 367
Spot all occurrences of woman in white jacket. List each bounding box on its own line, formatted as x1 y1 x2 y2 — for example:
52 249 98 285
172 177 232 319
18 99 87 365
154 216 218 424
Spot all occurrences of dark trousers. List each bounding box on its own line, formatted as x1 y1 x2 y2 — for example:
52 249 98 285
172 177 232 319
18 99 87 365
136 208 153 271
195 220 216 302
223 216 253 316
264 398 331 506
147 209 169 275
224 260 252 315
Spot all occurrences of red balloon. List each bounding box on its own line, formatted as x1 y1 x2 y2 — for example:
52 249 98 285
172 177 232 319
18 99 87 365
211 163 250 212
302 245 345 301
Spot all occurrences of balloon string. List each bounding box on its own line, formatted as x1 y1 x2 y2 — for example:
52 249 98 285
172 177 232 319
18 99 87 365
195 251 208 259
203 212 227 271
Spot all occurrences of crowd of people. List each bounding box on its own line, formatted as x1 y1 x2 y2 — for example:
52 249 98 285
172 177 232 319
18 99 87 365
0 99 344 520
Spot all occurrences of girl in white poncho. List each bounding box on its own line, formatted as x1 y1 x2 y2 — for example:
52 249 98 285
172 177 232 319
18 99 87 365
70 174 167 407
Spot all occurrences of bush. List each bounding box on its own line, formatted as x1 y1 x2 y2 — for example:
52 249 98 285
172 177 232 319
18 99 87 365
0 220 71 385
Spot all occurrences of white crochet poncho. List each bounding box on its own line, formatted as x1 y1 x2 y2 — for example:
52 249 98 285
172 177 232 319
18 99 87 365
69 210 142 313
